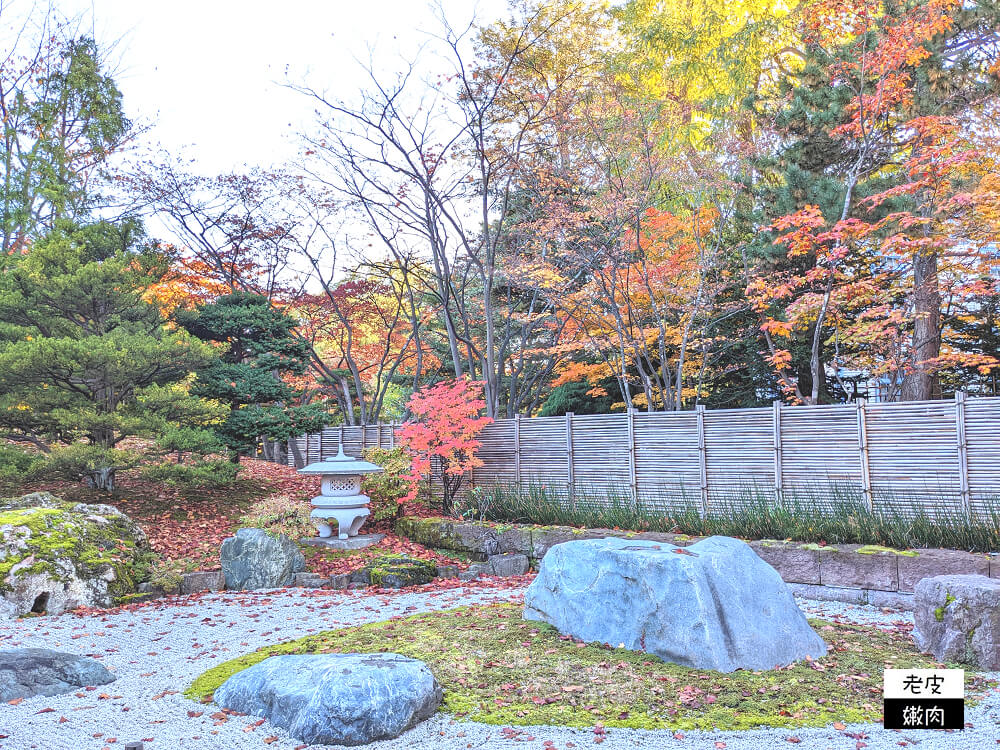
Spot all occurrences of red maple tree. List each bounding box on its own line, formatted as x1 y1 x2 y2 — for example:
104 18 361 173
397 377 493 514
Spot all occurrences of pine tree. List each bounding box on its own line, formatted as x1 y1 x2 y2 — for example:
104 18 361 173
177 292 329 462
0 220 214 489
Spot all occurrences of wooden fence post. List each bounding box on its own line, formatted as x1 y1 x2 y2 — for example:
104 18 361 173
566 412 575 508
627 408 637 505
389 422 395 450
695 405 708 518
955 391 972 519
514 414 521 484
857 399 873 511
772 401 783 503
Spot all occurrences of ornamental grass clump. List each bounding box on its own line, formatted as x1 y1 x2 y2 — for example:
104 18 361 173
470 482 1000 552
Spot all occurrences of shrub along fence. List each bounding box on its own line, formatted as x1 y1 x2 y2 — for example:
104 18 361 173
281 394 1000 521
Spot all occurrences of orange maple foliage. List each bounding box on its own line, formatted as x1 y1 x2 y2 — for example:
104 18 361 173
397 377 493 510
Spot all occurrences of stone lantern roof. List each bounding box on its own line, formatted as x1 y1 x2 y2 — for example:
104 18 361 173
297 444 383 476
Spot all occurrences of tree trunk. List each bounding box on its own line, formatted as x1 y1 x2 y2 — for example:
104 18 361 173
338 376 356 426
288 438 307 469
85 467 116 493
902 250 941 401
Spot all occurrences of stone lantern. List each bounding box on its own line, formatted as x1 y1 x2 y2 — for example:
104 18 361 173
297 444 383 540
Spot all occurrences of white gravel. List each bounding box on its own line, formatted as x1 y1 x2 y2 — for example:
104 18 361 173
0 586 996 750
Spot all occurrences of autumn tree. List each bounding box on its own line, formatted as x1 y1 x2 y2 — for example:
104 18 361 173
747 0 1000 403
131 162 299 298
293 1 605 419
398 377 493 514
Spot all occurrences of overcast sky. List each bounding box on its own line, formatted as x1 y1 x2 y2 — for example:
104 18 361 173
7 0 508 174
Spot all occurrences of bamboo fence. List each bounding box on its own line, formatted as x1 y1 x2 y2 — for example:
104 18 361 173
282 394 1000 519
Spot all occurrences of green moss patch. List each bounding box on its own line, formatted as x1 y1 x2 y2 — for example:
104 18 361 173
934 592 958 622
856 545 918 557
363 554 436 587
186 603 995 731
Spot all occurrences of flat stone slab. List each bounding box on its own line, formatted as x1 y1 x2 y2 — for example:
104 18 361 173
788 583 915 611
914 574 1000 669
0 648 115 701
300 533 386 550
898 549 989 593
363 555 436 588
181 570 226 595
214 653 441 745
749 540 821 585
524 536 827 672
819 545 899 591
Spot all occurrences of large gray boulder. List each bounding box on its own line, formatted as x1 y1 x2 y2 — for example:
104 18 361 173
214 653 441 746
0 648 115 701
0 492 150 617
220 528 305 590
524 536 827 672
913 574 1000 669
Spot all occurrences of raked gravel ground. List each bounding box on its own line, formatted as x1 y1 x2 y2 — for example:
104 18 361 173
0 584 997 750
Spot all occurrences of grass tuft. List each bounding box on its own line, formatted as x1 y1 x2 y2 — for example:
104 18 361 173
460 482 1000 553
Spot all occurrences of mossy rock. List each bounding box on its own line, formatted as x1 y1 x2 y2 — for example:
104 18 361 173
0 492 152 616
362 554 436 589
395 517 453 550
188 602 996 731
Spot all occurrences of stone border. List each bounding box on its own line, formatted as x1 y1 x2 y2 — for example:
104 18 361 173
132 551 531 600
787 583 915 611
395 516 998 597
133 518 996 602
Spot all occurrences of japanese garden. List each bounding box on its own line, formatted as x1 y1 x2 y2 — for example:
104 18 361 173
1 1 999 749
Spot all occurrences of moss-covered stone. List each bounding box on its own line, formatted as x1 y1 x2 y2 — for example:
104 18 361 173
0 492 151 616
362 554 436 588
188 603 996 731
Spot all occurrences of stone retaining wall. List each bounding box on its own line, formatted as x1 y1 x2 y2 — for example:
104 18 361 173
395 517 998 596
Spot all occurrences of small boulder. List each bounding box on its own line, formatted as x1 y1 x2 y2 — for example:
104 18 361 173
328 573 352 590
214 653 441 746
914 574 1000 669
181 570 226 595
293 572 327 588
219 529 305 590
0 648 115 701
524 536 827 672
434 564 460 579
458 562 489 581
487 553 529 577
363 555 436 589
0 493 150 617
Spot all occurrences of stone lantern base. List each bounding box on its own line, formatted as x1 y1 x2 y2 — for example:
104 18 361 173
310 500 371 540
